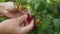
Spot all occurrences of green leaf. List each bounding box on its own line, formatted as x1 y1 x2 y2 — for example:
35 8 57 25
37 0 47 11
53 19 60 29
0 0 5 2
0 17 7 22
41 15 51 30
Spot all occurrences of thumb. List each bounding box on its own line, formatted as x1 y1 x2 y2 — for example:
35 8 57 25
21 19 34 33
0 2 5 7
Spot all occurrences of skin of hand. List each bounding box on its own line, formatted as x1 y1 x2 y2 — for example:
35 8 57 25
0 14 34 34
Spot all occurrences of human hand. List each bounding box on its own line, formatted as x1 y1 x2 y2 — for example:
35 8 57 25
0 2 31 18
0 2 22 18
0 14 34 34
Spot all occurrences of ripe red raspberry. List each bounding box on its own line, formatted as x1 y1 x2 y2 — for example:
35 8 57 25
33 25 38 29
20 14 35 26
27 14 34 23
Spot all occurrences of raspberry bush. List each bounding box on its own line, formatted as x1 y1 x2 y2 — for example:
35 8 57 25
0 0 60 34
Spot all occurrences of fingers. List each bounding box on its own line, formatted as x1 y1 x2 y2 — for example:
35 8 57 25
0 2 16 13
15 14 28 24
21 21 29 27
0 8 8 17
25 20 29 26
0 8 4 13
0 8 12 18
21 23 24 27
0 2 14 9
0 3 5 8
21 19 34 33
0 8 8 13
27 10 32 16
4 2 15 9
7 8 19 13
5 2 19 13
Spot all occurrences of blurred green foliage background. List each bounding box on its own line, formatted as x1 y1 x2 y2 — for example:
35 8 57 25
0 0 60 34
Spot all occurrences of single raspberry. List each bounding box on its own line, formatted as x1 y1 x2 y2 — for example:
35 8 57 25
33 25 38 29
